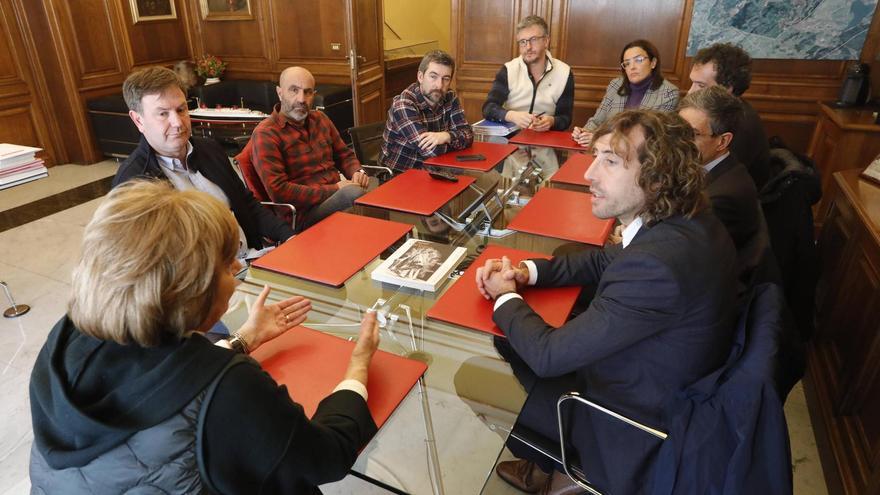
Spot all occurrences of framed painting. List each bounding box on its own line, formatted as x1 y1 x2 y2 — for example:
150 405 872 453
200 0 253 21
129 0 177 23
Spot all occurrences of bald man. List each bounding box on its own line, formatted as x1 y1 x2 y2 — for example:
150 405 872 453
250 67 368 231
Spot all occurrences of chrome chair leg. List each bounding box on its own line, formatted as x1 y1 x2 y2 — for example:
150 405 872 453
0 281 30 318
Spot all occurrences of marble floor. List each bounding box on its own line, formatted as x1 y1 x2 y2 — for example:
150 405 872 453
0 162 829 494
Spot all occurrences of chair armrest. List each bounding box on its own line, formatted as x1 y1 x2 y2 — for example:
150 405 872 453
556 392 667 494
261 202 297 230
361 164 394 180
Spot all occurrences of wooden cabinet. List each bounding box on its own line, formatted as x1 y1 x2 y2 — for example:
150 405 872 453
808 104 880 225
808 169 880 495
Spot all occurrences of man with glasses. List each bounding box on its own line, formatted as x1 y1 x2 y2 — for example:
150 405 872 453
250 66 369 231
482 15 574 132
679 86 768 288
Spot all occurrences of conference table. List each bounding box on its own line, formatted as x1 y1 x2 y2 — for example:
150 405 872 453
225 135 601 494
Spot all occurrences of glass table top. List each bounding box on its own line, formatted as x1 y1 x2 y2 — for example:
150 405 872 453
225 142 600 494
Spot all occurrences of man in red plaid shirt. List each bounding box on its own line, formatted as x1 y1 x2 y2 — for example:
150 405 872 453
380 50 473 171
251 67 369 230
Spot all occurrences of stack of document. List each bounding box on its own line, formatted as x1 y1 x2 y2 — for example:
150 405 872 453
472 118 519 136
0 143 47 190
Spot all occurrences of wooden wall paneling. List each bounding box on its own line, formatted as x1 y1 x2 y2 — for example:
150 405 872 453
42 0 135 163
346 0 386 124
810 171 880 495
270 0 350 84
123 0 191 66
51 0 128 91
193 0 274 80
0 0 60 165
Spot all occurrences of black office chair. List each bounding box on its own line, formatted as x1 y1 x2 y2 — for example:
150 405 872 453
348 121 386 165
347 121 393 182
512 283 794 494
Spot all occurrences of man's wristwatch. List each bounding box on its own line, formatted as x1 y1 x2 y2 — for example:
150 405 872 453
227 332 250 354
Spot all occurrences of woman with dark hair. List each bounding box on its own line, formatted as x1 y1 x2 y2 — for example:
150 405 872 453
29 180 380 494
572 39 679 147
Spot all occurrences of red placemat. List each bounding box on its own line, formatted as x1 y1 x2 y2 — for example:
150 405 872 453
426 245 581 337
550 153 594 187
252 212 412 287
355 169 476 215
508 188 614 246
252 325 427 426
423 142 518 172
509 129 585 151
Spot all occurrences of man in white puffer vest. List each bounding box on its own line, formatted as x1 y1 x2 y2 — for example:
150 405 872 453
482 15 574 132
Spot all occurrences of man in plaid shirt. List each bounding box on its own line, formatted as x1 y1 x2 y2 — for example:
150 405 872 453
251 67 369 230
380 50 473 171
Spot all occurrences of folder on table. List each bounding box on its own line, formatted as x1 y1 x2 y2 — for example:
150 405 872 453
423 142 518 172
507 188 614 246
355 169 476 215
509 129 585 151
251 212 412 287
426 245 581 337
550 153 594 187
252 325 428 426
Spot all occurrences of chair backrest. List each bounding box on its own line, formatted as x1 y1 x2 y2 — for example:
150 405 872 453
348 121 386 166
233 139 270 202
648 282 795 495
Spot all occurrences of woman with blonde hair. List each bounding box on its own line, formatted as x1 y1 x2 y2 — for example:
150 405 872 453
29 180 380 494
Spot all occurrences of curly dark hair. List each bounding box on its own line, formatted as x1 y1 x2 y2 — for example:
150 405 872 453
592 110 707 222
692 43 752 96
618 39 665 96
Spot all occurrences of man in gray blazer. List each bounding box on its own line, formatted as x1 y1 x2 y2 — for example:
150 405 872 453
477 110 737 494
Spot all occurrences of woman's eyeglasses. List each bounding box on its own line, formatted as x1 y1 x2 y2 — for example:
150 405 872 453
620 55 649 69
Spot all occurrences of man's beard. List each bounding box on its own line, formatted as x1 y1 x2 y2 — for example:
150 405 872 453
424 89 443 104
284 102 309 121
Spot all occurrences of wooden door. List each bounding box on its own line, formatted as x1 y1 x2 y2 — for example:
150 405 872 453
344 0 385 125
0 0 62 165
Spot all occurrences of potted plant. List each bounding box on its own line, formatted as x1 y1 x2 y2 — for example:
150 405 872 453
194 54 227 85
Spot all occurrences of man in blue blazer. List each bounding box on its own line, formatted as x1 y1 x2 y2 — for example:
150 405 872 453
477 110 738 494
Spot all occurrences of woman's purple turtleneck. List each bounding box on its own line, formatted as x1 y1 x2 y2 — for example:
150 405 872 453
625 76 653 109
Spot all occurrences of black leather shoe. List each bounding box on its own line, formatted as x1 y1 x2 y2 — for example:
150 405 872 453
496 459 551 493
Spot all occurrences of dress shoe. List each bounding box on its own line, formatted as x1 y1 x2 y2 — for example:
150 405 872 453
539 470 587 495
496 459 551 493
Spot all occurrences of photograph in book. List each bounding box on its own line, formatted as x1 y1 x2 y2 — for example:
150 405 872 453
371 239 467 292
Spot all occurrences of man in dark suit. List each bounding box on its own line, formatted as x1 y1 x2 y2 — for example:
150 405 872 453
476 110 737 494
679 86 768 286
687 43 770 190
113 66 293 254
